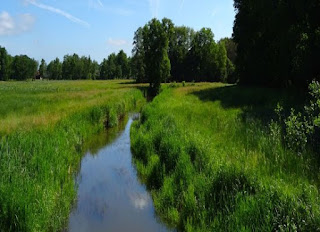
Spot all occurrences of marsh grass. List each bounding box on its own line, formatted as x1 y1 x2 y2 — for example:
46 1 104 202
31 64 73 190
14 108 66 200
0 80 146 231
131 83 320 231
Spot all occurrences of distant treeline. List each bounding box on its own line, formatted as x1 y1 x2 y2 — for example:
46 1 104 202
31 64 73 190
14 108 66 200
0 47 132 81
233 0 320 87
0 19 237 84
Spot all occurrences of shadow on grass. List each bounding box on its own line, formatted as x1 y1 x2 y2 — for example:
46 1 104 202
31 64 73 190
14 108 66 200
191 85 306 125
190 84 320 187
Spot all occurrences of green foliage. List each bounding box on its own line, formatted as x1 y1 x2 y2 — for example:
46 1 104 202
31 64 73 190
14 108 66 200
0 46 10 81
142 18 171 95
39 59 47 79
131 84 320 231
278 81 320 154
100 51 130 80
233 0 320 87
131 27 147 83
11 55 38 81
0 80 145 231
61 54 98 80
131 19 236 86
47 58 62 80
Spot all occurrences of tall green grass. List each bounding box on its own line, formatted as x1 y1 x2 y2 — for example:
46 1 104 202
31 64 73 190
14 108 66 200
0 80 146 231
131 83 320 231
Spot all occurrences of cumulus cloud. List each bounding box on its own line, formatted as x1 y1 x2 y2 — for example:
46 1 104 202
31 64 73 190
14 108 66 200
25 0 90 27
148 0 160 18
0 11 35 36
107 38 128 47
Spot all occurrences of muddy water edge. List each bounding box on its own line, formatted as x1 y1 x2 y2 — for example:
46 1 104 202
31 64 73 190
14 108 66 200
64 114 172 232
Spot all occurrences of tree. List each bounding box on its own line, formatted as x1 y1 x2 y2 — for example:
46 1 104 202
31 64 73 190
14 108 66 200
11 55 38 80
215 42 228 82
0 46 9 81
47 58 62 80
116 50 130 79
62 54 83 80
90 60 100 80
132 27 146 83
187 28 218 82
233 0 320 87
39 59 47 79
142 18 171 95
169 26 195 82
219 38 237 64
100 53 118 79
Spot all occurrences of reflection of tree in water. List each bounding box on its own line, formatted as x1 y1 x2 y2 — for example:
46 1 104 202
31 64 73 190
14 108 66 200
82 115 129 156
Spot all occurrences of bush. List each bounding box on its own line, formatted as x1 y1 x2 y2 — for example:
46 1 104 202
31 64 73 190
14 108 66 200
277 81 320 155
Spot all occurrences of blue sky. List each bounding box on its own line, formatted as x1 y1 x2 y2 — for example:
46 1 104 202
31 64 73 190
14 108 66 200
0 0 235 63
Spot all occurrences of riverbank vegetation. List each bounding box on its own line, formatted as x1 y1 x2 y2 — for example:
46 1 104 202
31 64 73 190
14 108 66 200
0 80 146 231
131 82 320 231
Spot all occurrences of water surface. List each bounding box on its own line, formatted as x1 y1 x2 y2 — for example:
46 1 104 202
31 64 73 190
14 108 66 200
67 115 170 232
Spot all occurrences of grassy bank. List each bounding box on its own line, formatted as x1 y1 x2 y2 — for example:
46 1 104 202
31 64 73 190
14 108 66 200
0 80 146 231
131 83 320 231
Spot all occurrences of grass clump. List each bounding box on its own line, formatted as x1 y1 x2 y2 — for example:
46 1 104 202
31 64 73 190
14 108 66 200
131 83 320 231
0 80 146 231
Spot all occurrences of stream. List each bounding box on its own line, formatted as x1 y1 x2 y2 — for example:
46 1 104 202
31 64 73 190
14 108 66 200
66 114 170 232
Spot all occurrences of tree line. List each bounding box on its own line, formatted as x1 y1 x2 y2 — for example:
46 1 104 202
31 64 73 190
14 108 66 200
131 18 237 94
0 18 236 89
0 47 131 81
233 0 320 88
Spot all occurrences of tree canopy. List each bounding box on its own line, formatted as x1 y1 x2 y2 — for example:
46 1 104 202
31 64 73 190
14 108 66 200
131 18 236 93
233 0 320 87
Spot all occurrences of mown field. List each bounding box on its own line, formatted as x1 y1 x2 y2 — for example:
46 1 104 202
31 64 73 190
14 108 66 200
0 80 146 231
131 83 320 231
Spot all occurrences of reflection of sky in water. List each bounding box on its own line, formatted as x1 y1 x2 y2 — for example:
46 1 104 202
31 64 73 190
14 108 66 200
129 192 149 210
67 117 171 232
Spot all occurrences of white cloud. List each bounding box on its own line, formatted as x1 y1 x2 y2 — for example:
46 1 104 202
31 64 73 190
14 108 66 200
0 11 35 36
148 0 160 18
107 38 128 47
25 0 90 27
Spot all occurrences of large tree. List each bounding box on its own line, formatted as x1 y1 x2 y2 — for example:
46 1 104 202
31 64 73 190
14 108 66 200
233 0 320 87
187 28 219 82
131 27 146 83
142 18 171 95
11 55 38 80
169 26 195 82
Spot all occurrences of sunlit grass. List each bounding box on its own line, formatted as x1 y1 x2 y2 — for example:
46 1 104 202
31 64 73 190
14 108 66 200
0 80 145 134
0 80 146 231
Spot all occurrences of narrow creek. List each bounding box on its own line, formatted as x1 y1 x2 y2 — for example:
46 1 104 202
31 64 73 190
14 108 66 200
66 114 171 232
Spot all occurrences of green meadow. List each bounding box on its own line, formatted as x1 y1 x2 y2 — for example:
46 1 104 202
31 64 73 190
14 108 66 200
131 83 320 231
1 80 319 231
0 80 146 231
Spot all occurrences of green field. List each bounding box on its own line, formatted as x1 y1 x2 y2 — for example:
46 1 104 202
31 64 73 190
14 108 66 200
0 80 146 231
131 83 320 231
1 80 319 231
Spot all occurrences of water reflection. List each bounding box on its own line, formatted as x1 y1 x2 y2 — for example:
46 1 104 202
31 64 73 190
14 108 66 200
67 115 170 232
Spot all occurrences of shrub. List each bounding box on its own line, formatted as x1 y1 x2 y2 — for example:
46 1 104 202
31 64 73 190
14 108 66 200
277 81 320 155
